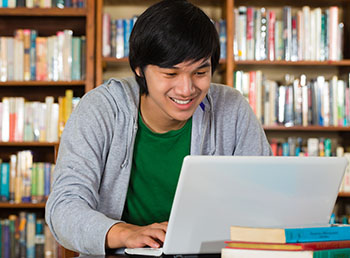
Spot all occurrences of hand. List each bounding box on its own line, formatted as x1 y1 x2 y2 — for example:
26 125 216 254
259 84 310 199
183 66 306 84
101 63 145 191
106 222 168 249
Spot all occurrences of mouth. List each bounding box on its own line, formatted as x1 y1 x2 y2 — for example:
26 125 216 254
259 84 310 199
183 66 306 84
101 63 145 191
170 97 193 105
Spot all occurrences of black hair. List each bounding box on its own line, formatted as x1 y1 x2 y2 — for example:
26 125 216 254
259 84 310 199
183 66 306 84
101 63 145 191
129 0 220 95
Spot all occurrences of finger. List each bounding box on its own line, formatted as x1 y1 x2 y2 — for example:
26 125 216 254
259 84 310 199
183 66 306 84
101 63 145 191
143 236 162 248
144 228 166 243
149 222 168 232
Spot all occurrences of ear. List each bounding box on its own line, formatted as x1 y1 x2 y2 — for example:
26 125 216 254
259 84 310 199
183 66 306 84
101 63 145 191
135 67 142 77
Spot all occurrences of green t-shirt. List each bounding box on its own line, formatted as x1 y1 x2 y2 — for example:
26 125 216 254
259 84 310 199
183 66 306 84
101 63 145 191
122 113 192 226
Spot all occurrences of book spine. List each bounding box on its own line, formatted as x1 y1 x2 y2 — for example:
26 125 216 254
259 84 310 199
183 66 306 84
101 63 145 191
9 155 16 202
219 19 227 60
80 36 86 80
254 9 261 60
260 8 267 60
37 163 45 202
23 29 31 81
7 37 14 81
267 10 275 61
35 219 45 258
2 220 10 258
1 162 10 201
329 6 339 61
285 227 350 243
248 71 256 114
9 215 16 258
26 213 36 258
283 6 292 61
0 37 8 82
18 212 27 257
29 30 37 81
291 16 298 61
44 163 51 199
246 7 254 60
237 6 247 60
71 37 81 81
31 163 38 203
302 6 311 60
102 13 111 57
115 19 124 58
36 37 48 81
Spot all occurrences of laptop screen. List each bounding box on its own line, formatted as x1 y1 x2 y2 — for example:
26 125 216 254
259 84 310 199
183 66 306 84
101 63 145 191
163 156 348 255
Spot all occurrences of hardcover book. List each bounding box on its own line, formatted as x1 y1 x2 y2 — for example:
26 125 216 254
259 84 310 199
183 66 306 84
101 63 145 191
230 225 350 244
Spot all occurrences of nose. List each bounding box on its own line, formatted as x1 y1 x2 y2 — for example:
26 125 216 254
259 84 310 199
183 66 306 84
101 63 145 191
175 75 195 96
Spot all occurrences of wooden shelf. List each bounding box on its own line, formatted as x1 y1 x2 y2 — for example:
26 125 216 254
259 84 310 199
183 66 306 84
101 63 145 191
235 60 350 66
0 7 88 16
263 125 350 132
235 0 350 7
0 81 85 86
0 141 59 147
0 202 46 208
103 57 227 64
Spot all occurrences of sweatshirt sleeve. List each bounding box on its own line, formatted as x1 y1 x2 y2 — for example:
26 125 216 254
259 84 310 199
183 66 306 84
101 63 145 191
45 88 121 255
233 94 272 156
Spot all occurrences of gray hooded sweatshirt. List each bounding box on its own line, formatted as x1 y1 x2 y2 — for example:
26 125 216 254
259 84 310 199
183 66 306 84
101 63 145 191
45 77 272 255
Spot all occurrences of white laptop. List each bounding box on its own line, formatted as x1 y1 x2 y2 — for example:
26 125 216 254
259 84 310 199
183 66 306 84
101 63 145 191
125 155 348 256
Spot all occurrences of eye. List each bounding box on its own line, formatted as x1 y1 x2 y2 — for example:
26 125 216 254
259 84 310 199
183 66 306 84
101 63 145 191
164 72 177 78
195 71 208 76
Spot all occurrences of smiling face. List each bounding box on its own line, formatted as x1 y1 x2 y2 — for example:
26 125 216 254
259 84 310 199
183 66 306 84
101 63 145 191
138 58 212 133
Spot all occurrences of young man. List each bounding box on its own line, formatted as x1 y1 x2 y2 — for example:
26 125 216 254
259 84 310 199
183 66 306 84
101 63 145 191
46 0 272 255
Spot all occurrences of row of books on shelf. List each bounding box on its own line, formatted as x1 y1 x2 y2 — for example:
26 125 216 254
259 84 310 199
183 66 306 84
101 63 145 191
269 137 350 192
222 225 350 257
0 212 60 258
0 150 54 203
102 13 227 60
0 0 85 8
0 29 86 82
0 90 79 143
234 71 350 127
234 6 343 61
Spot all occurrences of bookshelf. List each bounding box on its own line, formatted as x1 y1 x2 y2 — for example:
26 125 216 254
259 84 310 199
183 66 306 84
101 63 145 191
95 0 232 87
0 1 95 257
232 0 350 221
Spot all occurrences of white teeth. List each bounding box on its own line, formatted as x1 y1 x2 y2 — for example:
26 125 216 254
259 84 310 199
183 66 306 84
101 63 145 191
171 98 191 104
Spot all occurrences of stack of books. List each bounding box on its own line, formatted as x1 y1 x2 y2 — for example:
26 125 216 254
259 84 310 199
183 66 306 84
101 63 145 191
221 225 350 257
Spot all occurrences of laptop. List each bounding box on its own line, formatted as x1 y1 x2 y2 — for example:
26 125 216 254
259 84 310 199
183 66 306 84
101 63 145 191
125 155 348 256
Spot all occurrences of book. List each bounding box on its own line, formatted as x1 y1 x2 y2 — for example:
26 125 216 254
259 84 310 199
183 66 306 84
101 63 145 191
1 162 10 201
26 213 36 258
222 247 350 258
230 225 350 244
23 29 31 81
9 154 16 202
225 240 350 251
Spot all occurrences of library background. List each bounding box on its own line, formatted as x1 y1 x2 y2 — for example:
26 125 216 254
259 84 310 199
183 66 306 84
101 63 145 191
0 0 350 257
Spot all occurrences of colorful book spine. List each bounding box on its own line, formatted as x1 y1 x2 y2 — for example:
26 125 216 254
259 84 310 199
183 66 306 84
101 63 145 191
9 154 16 202
284 225 350 243
1 162 10 201
23 29 31 81
115 19 124 58
219 19 227 60
37 163 45 202
71 37 82 81
2 219 10 258
123 18 133 57
26 213 36 258
29 30 37 81
44 163 51 199
19 212 26 258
